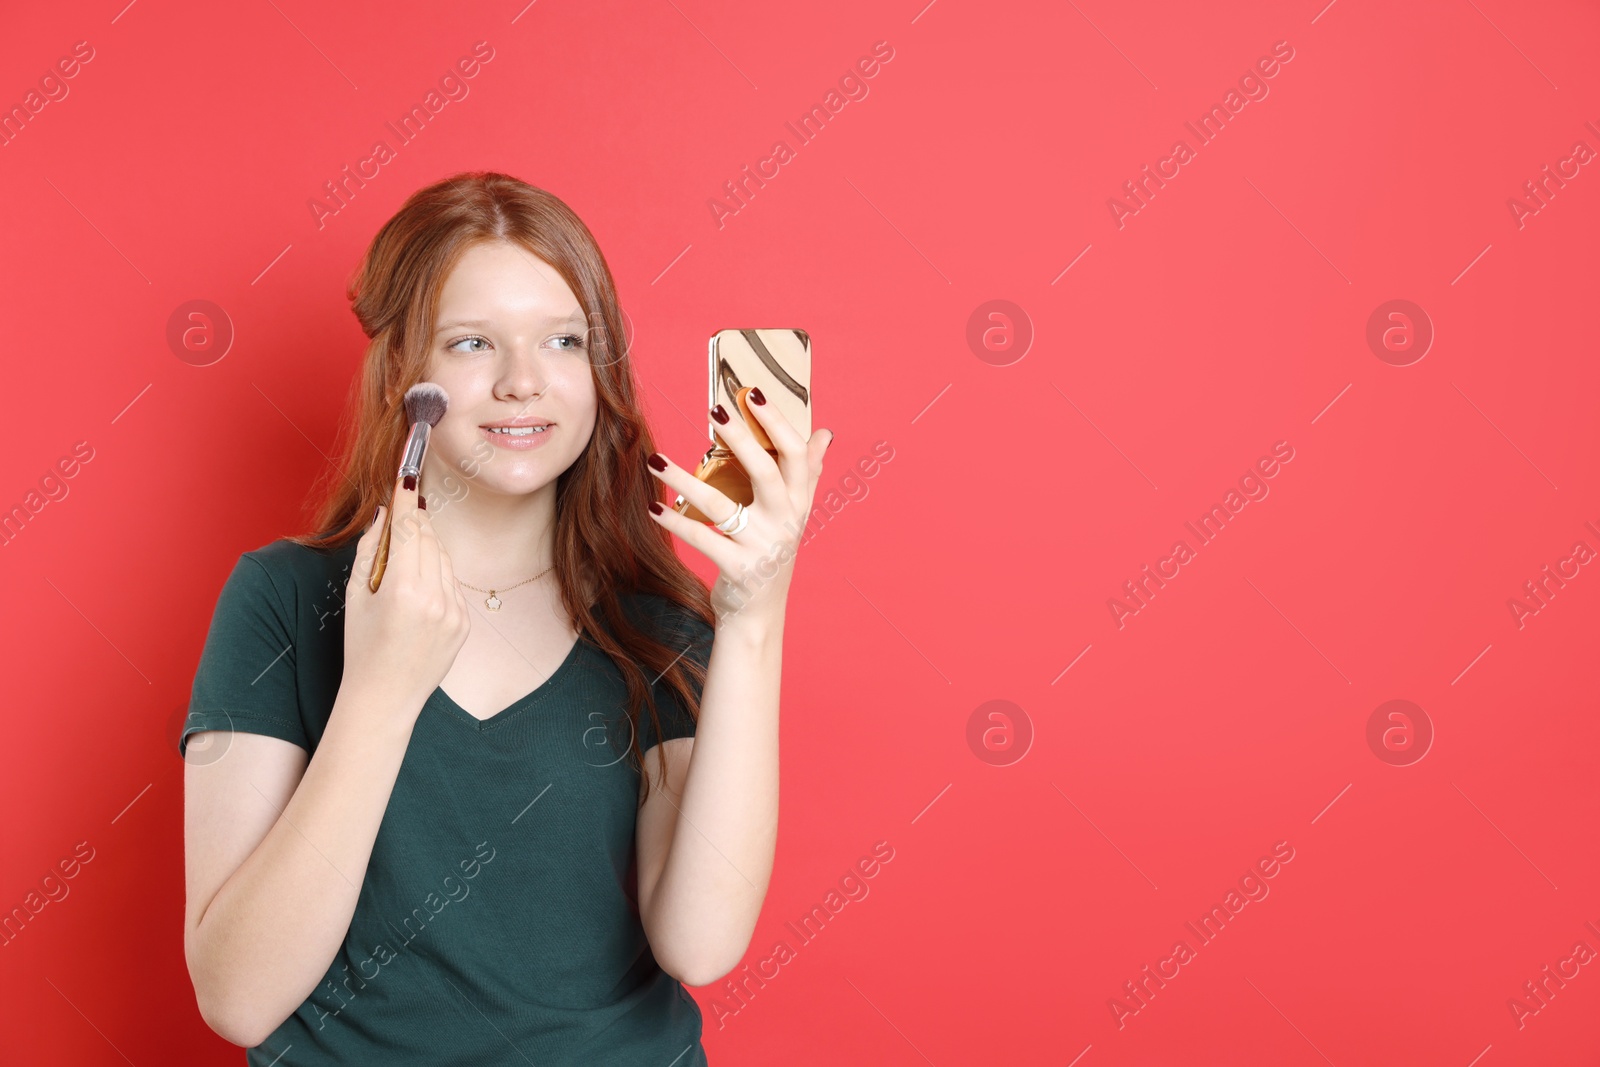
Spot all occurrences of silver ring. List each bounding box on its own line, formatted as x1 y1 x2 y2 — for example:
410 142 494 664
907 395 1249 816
713 502 749 536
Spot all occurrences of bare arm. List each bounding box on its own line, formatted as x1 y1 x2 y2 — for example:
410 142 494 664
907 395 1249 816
639 381 832 986
183 682 422 1047
636 616 782 987
185 483 472 1047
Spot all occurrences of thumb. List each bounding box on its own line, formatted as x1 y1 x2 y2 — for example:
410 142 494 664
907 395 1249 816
808 429 833 485
812 429 834 463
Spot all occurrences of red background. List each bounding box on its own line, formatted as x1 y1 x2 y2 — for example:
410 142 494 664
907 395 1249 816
2 0 1597 1063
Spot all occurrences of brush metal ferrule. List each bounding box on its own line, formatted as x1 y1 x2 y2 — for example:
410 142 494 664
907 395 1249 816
398 420 432 481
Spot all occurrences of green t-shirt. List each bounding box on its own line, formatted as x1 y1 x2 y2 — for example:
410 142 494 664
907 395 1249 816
181 537 714 1066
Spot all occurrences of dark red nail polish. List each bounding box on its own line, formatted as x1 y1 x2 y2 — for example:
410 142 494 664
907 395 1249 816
648 453 668 471
649 501 664 515
749 387 766 406
711 404 730 425
417 495 427 510
403 474 417 491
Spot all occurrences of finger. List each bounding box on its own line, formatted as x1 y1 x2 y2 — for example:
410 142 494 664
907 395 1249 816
414 507 440 596
648 501 740 570
351 506 386 587
389 504 426 580
742 386 811 498
805 428 834 509
646 452 744 532
711 393 787 514
435 527 465 614
432 526 472 624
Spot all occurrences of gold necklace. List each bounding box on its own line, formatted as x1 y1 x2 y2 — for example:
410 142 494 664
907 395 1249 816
455 565 554 611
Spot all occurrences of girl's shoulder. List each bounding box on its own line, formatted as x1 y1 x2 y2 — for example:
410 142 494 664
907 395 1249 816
617 589 713 639
218 536 359 632
240 534 358 581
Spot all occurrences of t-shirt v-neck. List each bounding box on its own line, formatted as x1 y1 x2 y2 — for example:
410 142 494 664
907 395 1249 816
182 536 714 1066
431 631 586 731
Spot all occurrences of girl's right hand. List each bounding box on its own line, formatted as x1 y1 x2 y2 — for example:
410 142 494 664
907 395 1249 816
343 473 472 714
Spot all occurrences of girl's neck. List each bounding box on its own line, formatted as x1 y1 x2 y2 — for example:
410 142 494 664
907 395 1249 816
419 479 559 588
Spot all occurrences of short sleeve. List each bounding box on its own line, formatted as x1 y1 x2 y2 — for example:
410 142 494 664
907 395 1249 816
637 605 715 753
181 553 308 758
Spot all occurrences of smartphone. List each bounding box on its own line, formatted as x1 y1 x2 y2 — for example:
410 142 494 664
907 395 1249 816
673 328 812 523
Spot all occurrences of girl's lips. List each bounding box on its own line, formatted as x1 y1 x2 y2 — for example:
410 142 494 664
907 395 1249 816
479 425 554 451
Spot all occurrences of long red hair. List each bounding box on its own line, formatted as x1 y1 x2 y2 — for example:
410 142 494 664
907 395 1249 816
287 171 711 804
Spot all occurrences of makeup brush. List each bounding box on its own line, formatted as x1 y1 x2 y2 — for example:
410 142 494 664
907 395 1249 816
369 382 450 593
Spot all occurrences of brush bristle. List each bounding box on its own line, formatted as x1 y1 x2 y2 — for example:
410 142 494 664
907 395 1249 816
403 382 449 427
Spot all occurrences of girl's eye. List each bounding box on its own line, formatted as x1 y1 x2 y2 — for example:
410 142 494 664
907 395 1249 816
446 335 490 353
445 333 586 353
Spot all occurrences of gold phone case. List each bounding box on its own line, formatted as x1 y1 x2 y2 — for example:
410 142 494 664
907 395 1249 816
674 329 812 524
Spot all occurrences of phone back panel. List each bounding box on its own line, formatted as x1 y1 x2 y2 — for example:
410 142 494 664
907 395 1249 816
707 328 813 441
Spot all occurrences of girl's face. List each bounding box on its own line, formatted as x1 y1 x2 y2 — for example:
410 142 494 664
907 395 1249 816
420 240 600 500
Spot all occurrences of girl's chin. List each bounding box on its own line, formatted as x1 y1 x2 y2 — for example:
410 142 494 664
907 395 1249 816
460 472 561 498
416 456 556 494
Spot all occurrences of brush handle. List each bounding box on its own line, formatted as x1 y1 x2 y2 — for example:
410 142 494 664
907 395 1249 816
399 421 431 481
368 504 395 593
371 421 432 593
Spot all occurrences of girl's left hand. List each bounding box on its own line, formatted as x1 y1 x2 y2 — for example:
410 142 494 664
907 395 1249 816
646 388 833 626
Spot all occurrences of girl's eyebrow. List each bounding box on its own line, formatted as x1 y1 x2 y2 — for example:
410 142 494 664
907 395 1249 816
435 311 587 333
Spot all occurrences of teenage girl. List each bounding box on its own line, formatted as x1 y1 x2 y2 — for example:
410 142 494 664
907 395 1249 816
181 171 831 1064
